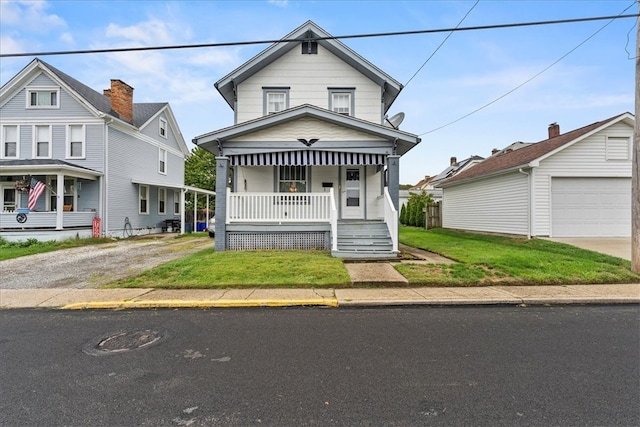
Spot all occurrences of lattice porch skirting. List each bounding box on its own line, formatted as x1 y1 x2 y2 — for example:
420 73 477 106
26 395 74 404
227 231 330 251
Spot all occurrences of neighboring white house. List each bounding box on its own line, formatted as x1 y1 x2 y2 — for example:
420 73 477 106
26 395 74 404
438 112 634 238
0 58 212 241
194 21 421 258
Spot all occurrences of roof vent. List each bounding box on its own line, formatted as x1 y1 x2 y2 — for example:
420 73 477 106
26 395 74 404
301 40 318 54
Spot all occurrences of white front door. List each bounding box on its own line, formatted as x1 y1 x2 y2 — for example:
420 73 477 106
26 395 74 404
341 167 364 219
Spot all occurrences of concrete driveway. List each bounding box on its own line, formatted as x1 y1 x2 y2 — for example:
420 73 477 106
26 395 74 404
546 237 632 261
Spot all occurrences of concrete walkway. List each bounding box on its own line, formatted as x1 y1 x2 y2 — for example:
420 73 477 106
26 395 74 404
545 237 631 261
1 284 638 309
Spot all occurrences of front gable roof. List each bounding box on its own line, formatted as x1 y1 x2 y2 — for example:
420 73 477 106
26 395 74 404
439 112 635 187
193 104 420 156
1 58 189 155
215 21 403 113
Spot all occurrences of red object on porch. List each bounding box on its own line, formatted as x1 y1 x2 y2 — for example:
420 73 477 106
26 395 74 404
92 217 101 238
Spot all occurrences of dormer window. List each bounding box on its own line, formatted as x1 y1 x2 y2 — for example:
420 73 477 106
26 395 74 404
263 88 290 115
27 88 59 108
329 88 354 116
301 41 318 54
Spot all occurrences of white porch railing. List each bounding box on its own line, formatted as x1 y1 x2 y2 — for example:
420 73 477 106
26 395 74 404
383 187 398 252
0 211 95 229
227 190 334 223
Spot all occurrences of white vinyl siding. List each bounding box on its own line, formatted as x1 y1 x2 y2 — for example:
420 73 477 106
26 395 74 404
1 125 19 158
67 124 85 159
236 43 382 124
443 172 529 236
605 136 631 160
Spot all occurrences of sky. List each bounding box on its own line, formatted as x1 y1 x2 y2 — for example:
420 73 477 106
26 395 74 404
1 0 637 184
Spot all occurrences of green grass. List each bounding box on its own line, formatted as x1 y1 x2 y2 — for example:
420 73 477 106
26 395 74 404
397 226 639 286
104 249 352 289
0 236 114 261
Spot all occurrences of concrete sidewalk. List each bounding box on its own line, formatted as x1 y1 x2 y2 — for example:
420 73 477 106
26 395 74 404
1 284 638 309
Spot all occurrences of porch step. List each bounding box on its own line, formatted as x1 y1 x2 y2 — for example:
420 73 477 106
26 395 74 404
334 221 397 259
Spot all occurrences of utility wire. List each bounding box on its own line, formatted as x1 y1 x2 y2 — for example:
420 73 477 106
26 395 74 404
420 1 638 136
404 0 479 88
1 13 638 58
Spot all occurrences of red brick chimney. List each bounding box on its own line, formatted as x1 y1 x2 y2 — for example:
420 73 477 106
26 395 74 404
450 156 457 166
108 79 134 123
548 122 560 139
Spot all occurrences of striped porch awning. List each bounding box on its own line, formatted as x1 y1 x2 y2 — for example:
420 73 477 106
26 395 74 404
230 151 387 166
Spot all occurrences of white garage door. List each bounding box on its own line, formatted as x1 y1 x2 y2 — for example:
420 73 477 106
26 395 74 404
551 177 631 237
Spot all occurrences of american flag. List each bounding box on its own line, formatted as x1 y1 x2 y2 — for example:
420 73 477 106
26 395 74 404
28 177 46 211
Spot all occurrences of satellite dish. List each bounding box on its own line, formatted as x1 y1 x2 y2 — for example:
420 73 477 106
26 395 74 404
386 112 405 129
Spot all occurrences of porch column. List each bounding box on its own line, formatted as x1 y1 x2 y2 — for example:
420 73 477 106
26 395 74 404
387 155 400 210
56 173 64 230
214 156 228 251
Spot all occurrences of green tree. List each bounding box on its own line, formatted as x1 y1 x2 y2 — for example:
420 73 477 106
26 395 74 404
399 203 407 225
184 146 216 190
406 190 433 227
184 147 216 210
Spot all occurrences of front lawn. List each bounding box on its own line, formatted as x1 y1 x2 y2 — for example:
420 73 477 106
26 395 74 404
104 249 352 289
397 227 639 286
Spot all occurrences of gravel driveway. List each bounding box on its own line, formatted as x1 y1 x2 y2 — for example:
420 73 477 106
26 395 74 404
1 236 213 289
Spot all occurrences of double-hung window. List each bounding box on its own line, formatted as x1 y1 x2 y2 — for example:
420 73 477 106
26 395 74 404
159 147 167 174
67 125 85 159
1 125 18 158
139 185 149 214
173 190 180 215
159 118 167 138
34 125 51 158
328 88 354 116
158 188 166 215
263 87 289 115
27 88 59 108
279 166 307 193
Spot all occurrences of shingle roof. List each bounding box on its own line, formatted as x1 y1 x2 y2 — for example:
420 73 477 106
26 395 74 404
430 155 484 185
40 59 166 126
439 113 632 186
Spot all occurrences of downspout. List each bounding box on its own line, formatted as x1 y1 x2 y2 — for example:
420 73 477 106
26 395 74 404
518 168 531 239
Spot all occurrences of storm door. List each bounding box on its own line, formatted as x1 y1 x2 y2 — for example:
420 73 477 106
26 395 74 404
341 167 364 219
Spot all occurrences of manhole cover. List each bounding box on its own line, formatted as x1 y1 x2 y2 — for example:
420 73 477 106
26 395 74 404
83 329 168 356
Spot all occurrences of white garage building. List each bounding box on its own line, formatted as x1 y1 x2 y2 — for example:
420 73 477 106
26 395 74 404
438 112 634 238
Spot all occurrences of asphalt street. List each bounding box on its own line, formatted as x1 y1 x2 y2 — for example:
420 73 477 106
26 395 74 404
1 305 638 426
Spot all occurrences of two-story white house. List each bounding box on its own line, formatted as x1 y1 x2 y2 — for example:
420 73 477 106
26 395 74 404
194 21 421 258
0 58 200 241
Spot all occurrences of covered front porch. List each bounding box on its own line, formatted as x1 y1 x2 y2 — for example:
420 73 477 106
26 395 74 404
0 160 102 242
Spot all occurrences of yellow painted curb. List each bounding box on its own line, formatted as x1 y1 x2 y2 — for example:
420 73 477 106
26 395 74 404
61 298 339 310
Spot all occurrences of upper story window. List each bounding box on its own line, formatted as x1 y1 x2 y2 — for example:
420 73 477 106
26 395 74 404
33 125 51 158
159 118 167 138
158 147 167 174
328 88 354 116
1 125 18 159
263 87 290 115
67 125 85 159
27 88 59 109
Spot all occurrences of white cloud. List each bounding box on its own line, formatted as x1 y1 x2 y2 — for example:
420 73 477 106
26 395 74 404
0 35 24 54
0 0 65 32
268 0 288 7
105 19 174 46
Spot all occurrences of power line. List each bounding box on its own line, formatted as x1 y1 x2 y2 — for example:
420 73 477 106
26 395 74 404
1 13 638 58
404 0 479 88
420 2 638 136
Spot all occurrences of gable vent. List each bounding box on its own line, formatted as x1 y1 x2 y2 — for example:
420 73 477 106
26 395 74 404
301 40 318 54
